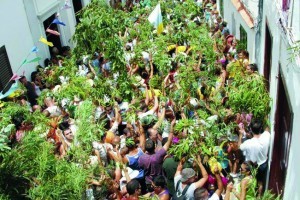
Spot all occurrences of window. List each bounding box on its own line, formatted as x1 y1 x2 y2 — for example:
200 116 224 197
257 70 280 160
219 0 224 17
239 25 248 50
0 46 13 93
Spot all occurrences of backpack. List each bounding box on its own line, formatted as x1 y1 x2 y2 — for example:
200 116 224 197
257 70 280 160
172 180 191 200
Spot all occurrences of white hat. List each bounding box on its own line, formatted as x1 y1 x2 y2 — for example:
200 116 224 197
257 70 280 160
121 167 139 179
119 167 139 191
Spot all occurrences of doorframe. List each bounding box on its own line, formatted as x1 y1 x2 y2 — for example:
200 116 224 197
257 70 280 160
268 64 294 195
263 20 272 91
278 66 294 170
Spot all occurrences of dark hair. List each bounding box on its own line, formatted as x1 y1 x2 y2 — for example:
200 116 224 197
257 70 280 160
44 58 50 67
242 161 255 172
145 139 155 153
153 175 166 188
249 63 258 72
161 137 168 146
222 21 227 27
59 121 70 131
141 71 149 79
250 119 263 134
126 138 136 149
12 114 25 130
194 187 208 199
126 179 140 195
242 50 249 58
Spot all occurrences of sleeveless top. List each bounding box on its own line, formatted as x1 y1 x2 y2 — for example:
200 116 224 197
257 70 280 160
126 148 144 178
150 189 170 198
236 176 256 200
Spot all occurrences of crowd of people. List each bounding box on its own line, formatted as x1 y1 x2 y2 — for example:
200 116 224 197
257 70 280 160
0 0 272 199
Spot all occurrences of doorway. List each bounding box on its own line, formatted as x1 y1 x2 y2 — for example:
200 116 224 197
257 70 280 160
72 0 83 23
269 66 293 195
264 23 272 91
43 14 62 57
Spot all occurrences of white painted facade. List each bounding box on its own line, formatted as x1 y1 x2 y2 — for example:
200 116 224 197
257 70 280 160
219 0 300 199
0 0 90 80
221 0 257 62
259 1 300 200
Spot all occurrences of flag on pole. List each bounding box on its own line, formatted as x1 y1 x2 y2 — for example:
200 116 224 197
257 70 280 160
25 57 42 64
21 59 27 66
31 46 39 53
39 36 54 47
9 73 21 81
46 28 60 36
148 3 164 34
52 18 66 26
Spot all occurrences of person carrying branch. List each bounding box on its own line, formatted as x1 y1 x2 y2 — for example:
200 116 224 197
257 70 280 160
173 155 208 199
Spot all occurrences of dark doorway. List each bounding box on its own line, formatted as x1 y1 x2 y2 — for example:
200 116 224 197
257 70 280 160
43 14 62 57
72 0 83 23
269 66 293 195
264 23 272 90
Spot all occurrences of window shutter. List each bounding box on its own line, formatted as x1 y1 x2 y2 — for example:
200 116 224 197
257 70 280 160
0 46 13 93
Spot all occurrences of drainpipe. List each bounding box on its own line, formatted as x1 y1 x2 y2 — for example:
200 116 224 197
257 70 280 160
254 0 263 71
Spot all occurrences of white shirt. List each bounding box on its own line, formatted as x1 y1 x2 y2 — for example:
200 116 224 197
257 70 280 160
45 106 62 118
259 131 271 157
209 193 220 200
240 137 267 166
92 142 113 165
174 175 197 200
138 110 155 119
109 121 119 134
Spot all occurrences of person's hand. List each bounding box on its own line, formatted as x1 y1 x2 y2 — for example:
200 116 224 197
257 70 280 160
226 182 234 192
238 128 245 137
194 154 202 165
180 157 186 165
213 166 220 174
203 155 209 165
112 182 120 192
171 118 176 127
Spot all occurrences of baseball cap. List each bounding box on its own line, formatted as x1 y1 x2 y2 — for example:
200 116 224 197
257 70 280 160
181 168 196 182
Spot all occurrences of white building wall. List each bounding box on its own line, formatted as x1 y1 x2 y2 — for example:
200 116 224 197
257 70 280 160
0 0 37 80
240 0 259 19
259 1 300 199
220 0 300 199
0 0 79 81
223 0 256 62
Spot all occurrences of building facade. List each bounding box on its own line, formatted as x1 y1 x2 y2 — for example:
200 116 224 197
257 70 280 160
219 0 300 199
0 0 91 93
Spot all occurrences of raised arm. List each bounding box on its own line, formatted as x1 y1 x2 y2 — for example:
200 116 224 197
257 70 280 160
138 121 146 152
88 61 97 76
224 182 234 200
114 105 122 124
174 158 185 177
149 53 154 79
213 167 224 197
153 106 165 130
149 95 159 113
144 85 150 106
194 155 209 189
162 119 175 151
